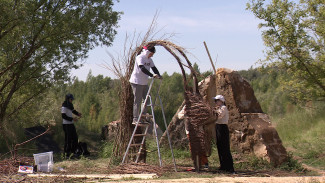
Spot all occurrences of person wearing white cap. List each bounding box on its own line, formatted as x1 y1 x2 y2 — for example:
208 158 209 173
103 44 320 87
129 44 162 124
213 95 235 173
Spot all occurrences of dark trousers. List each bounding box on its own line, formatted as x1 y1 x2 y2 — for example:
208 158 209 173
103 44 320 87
63 124 78 156
216 124 234 172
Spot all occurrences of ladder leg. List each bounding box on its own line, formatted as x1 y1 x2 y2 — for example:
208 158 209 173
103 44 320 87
122 79 155 164
159 94 177 172
149 95 163 167
135 124 149 162
122 123 139 164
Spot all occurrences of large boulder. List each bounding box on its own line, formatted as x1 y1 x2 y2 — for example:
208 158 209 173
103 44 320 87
161 68 287 166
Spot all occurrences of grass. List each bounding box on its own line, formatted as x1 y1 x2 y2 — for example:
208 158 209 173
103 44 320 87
30 133 317 182
3 104 323 180
272 103 325 170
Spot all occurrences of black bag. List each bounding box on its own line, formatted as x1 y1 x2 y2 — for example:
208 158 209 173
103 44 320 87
76 142 90 156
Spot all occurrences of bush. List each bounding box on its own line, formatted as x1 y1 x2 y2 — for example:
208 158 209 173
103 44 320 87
99 141 114 158
278 152 305 172
235 155 272 171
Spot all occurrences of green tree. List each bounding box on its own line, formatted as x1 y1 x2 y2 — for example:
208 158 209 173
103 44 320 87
247 0 325 101
0 1 120 135
239 67 292 115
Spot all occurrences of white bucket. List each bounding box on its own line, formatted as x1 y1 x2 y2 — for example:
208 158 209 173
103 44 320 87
33 151 53 172
37 162 54 172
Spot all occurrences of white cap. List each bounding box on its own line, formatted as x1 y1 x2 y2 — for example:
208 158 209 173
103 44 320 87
213 95 225 102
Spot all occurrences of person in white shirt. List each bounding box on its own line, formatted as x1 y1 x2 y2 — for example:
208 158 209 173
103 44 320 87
129 44 162 123
213 95 235 173
61 94 82 158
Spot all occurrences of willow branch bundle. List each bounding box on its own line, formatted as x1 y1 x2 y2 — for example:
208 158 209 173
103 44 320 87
184 91 215 160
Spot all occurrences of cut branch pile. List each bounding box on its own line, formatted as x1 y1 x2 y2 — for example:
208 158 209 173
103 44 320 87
0 156 34 175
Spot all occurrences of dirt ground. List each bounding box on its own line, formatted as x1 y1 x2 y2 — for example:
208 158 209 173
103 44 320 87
117 176 325 183
2 172 324 183
1 157 325 183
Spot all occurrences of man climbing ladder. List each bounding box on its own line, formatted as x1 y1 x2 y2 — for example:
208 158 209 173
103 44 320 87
129 44 162 124
122 78 177 172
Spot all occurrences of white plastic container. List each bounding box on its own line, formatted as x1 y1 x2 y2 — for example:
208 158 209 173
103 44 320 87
33 151 53 172
37 162 54 172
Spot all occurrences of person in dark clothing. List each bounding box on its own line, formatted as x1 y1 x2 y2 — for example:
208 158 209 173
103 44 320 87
61 93 82 158
213 95 235 173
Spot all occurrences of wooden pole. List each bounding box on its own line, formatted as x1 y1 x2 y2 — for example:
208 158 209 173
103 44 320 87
203 41 216 74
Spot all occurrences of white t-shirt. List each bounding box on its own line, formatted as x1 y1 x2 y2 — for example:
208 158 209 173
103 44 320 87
61 106 74 124
129 49 155 85
215 105 229 124
178 105 189 135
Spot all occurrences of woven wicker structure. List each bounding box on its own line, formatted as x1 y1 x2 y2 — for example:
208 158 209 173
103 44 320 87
184 91 215 168
108 37 215 167
129 40 215 168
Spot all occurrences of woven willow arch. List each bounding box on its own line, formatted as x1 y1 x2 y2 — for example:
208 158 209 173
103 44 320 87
112 40 215 170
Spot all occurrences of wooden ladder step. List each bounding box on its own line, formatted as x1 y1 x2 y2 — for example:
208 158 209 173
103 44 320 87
141 114 153 118
132 122 150 126
128 152 144 156
134 134 146 137
130 143 142 147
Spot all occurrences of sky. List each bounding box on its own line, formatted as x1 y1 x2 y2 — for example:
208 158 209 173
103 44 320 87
72 0 266 81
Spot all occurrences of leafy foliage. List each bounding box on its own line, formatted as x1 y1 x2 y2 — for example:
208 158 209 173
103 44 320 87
0 0 121 134
239 66 292 115
247 0 325 101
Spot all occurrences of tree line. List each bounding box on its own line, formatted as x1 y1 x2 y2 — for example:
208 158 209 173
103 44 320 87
1 0 324 155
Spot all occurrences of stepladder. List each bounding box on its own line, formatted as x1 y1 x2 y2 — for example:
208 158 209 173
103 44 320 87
122 79 177 171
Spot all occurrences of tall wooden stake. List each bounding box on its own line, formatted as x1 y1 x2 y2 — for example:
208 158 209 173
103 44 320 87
203 41 216 74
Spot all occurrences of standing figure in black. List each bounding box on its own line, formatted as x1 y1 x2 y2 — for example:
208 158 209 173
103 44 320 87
61 94 82 158
213 95 235 173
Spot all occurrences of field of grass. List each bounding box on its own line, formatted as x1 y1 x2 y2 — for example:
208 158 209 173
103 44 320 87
272 103 325 170
2 103 324 181
97 136 311 175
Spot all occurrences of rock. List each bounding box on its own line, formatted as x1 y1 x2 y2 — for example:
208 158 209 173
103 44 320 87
161 68 288 166
159 102 189 149
242 113 287 166
105 120 119 141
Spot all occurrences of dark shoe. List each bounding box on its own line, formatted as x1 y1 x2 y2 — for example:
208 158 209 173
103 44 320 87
225 169 235 174
218 167 225 171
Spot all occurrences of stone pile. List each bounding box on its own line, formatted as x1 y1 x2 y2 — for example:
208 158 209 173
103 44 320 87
161 68 287 166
